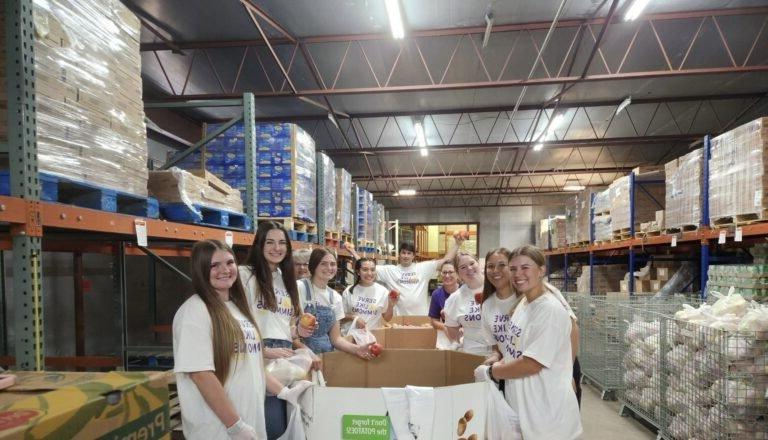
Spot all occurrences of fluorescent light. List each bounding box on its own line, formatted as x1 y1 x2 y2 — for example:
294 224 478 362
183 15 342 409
414 121 426 147
616 96 632 115
482 13 494 48
533 143 543 151
397 189 416 196
385 0 405 39
420 148 428 157
547 113 565 134
564 178 585 191
625 0 651 21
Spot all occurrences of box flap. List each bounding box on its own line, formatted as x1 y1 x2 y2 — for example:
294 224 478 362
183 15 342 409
446 351 487 385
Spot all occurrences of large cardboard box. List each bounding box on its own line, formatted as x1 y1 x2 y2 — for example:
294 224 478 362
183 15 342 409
306 350 487 439
0 371 171 439
371 316 437 349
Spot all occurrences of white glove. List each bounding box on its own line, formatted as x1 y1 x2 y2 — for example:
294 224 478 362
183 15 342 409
277 379 314 406
226 418 258 440
474 365 493 383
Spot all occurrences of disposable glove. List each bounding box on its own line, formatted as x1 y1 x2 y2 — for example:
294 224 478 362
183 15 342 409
277 379 314 406
474 364 494 383
226 418 258 440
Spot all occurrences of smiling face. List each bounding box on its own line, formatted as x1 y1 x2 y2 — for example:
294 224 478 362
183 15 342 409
209 249 238 300
508 254 546 295
263 228 288 270
399 249 415 266
358 260 377 285
314 252 338 284
440 263 458 288
485 252 511 292
456 254 482 285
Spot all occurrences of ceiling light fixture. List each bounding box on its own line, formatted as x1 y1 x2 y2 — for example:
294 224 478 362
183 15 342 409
414 121 426 147
563 178 585 191
397 189 416 196
482 13 494 48
385 0 405 39
625 0 651 21
616 96 632 115
420 148 428 157
533 143 544 151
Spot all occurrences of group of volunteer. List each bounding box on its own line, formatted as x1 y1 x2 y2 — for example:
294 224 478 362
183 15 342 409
172 222 582 439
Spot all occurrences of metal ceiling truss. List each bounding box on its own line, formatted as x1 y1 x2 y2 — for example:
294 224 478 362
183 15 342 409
141 7 768 101
386 193 572 210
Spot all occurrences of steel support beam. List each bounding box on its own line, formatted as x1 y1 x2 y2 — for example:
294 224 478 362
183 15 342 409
6 0 44 371
355 167 634 182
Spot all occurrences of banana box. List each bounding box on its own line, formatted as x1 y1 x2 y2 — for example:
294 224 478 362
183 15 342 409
0 371 171 439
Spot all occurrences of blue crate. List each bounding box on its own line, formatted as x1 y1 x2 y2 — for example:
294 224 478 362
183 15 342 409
160 203 252 231
287 230 309 242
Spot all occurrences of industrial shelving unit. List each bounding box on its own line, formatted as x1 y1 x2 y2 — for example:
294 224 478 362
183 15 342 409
544 135 767 298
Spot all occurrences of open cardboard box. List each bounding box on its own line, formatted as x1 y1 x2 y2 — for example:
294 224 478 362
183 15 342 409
303 349 487 439
0 371 171 439
371 316 437 349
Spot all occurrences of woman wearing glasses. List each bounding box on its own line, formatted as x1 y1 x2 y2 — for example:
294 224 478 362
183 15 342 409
428 261 461 349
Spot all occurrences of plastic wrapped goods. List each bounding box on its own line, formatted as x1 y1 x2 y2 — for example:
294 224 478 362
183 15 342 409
319 153 337 231
609 175 665 233
0 0 148 196
709 118 768 223
148 168 243 213
355 186 373 243
335 168 352 234
664 148 703 230
566 189 603 245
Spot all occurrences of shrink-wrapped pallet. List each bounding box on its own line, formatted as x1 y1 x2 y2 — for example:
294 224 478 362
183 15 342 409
0 0 148 196
664 148 703 231
319 153 337 232
335 168 352 235
709 117 768 224
566 188 605 245
148 168 243 213
610 175 665 234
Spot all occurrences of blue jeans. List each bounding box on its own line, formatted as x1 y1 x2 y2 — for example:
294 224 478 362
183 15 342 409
263 339 291 439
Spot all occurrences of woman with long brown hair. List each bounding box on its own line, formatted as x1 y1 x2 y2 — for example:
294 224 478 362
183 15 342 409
173 240 307 440
479 247 519 367
443 251 493 356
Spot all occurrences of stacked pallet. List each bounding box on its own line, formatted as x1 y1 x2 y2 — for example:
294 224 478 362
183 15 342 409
664 148 703 232
335 168 352 239
0 0 148 196
609 172 665 241
618 263 678 295
710 117 768 227
319 153 337 235
576 264 625 293
592 188 613 243
356 185 375 250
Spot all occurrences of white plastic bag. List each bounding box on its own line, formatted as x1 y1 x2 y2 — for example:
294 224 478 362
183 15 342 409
348 327 378 346
277 403 307 440
485 382 522 440
266 348 314 386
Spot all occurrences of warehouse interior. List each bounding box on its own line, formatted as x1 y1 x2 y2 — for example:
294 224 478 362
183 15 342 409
1 0 768 438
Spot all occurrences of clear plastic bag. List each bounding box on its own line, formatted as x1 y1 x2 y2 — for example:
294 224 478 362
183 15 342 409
348 327 378 346
265 348 314 386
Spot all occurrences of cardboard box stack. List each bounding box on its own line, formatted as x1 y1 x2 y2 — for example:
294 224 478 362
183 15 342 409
335 168 352 235
664 148 703 231
356 185 374 244
0 0 148 196
609 173 665 235
182 122 317 222
592 188 613 242
375 201 388 250
617 262 679 296
319 153 337 232
576 264 625 293
566 189 601 246
148 168 243 213
709 117 768 224
536 217 566 249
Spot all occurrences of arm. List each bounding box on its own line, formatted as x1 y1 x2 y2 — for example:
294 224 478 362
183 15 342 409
434 235 465 266
292 338 322 370
430 317 447 332
188 371 240 429
484 347 502 366
330 321 372 359
343 242 361 260
382 297 395 322
490 356 544 380
445 325 462 343
265 372 286 396
570 318 579 361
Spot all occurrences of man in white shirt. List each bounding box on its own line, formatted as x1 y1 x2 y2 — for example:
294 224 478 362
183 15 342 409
376 237 464 315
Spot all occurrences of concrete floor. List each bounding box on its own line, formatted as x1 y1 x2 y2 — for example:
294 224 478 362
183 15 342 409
579 383 656 440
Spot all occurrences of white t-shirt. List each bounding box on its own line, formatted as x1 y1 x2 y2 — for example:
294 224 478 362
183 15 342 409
443 284 492 356
342 283 390 330
376 260 438 315
239 266 295 342
297 280 345 321
504 293 582 440
481 292 522 359
545 281 577 321
173 295 267 440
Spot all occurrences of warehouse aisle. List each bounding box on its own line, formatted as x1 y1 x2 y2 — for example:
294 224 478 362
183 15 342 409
580 384 655 440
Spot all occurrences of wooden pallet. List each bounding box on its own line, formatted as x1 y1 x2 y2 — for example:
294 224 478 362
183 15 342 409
662 224 698 234
258 217 317 233
341 233 353 244
160 203 252 231
325 230 340 240
712 210 768 228
634 229 662 238
612 233 631 242
0 170 159 218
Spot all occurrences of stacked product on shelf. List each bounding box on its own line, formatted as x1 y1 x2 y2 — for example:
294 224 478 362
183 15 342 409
335 168 352 236
620 263 680 295
0 0 148 196
609 171 665 239
319 153 337 233
376 203 388 252
664 148 704 232
707 243 768 302
592 188 614 243
576 264 625 293
664 293 767 439
355 185 374 247
709 117 768 226
566 188 603 246
536 217 566 249
148 168 243 214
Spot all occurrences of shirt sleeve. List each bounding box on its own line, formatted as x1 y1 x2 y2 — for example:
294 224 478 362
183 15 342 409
173 300 215 373
522 301 570 369
341 287 353 314
418 260 439 278
443 292 461 327
545 282 577 321
375 265 396 287
427 288 442 319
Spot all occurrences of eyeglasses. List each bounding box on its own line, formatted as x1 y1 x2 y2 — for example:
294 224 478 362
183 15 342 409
294 263 309 267
441 270 456 275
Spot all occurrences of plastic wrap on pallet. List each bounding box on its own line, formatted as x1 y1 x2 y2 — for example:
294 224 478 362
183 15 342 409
567 188 605 245
0 0 148 196
593 214 613 242
319 153 337 231
335 168 352 235
293 127 316 223
576 265 625 293
356 186 372 242
148 168 243 213
664 148 703 231
610 175 666 233
377 204 387 250
592 187 612 215
550 217 567 248
709 117 768 223
364 190 374 242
